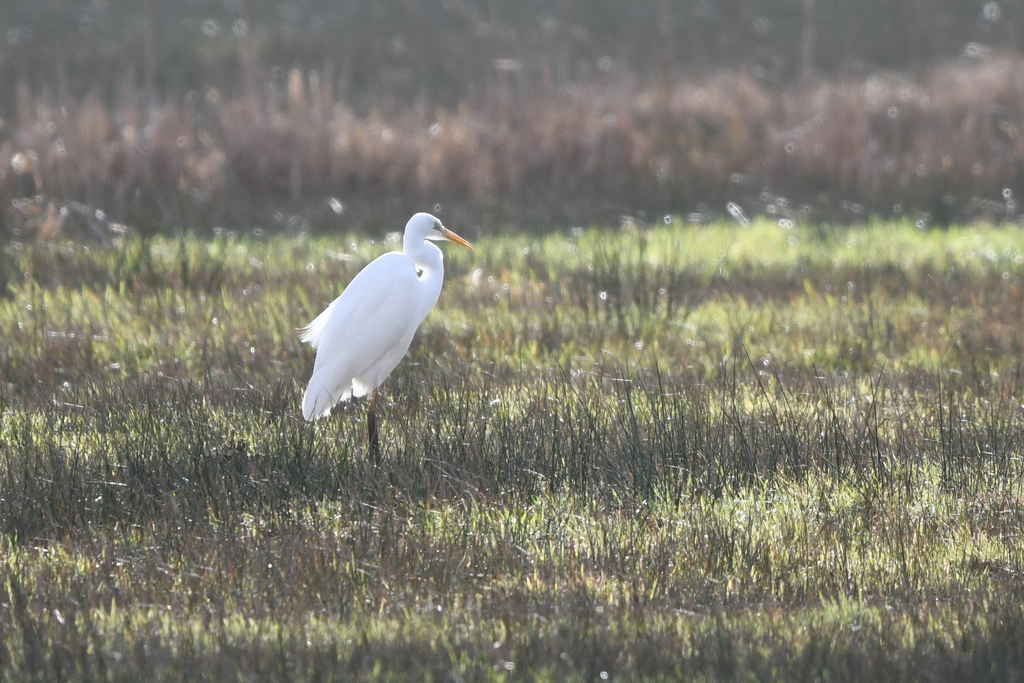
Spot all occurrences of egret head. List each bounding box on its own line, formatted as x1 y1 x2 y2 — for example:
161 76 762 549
405 212 474 250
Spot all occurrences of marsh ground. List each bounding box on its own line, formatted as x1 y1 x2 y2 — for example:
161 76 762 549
1 219 1023 681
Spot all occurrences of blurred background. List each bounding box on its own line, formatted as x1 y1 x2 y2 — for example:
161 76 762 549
2 0 1024 237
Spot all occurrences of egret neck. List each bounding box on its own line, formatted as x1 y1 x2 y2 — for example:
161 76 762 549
406 231 445 316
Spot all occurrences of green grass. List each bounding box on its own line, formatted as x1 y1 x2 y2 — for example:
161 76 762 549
1 219 1023 681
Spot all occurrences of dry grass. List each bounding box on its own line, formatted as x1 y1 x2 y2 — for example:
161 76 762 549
4 56 1024 239
0 221 1023 680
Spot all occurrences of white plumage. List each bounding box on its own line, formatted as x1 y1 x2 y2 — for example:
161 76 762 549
300 213 473 423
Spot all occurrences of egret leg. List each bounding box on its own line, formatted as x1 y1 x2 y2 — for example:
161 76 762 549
367 387 381 459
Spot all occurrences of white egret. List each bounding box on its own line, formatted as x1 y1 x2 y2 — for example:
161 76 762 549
299 212 474 452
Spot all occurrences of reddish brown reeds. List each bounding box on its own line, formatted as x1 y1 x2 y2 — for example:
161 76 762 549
4 56 1024 238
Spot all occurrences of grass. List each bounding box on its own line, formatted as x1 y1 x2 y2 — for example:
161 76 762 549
1 218 1023 680
6 54 1024 238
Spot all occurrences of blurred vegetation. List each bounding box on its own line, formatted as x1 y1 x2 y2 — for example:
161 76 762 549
3 0 1022 111
1 221 1023 679
2 1 1024 236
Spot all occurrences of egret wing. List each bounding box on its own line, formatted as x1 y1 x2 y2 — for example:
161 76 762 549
301 253 420 419
297 299 337 349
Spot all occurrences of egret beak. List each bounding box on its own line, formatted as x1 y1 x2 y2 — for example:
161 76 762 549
439 226 474 250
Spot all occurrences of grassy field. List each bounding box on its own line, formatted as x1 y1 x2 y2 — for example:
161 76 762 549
1 218 1023 681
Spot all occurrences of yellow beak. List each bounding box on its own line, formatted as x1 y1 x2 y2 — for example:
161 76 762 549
440 226 474 250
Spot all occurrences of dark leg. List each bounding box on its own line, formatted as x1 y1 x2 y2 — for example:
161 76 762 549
367 387 380 460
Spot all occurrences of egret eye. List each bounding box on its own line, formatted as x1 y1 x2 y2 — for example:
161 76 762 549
433 222 442 231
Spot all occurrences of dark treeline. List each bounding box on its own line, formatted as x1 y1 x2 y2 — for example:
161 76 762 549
2 1 1024 236
3 0 1021 115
